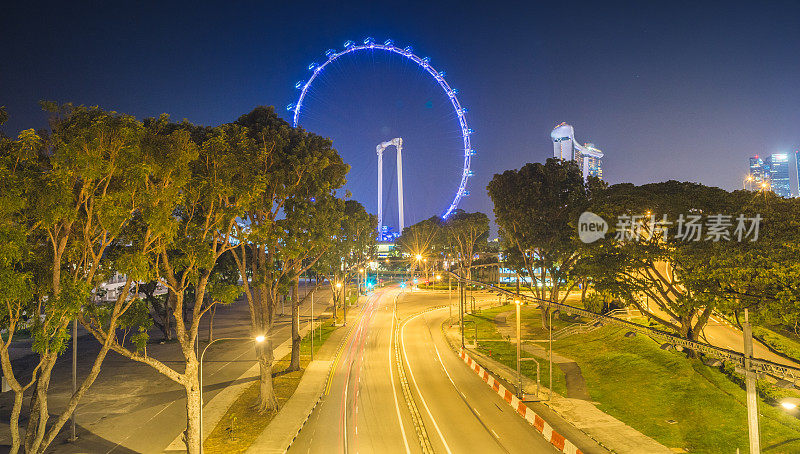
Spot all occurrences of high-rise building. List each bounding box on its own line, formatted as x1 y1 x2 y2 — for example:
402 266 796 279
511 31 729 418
749 156 765 184
550 123 604 180
796 150 800 197
748 153 793 197
768 153 792 197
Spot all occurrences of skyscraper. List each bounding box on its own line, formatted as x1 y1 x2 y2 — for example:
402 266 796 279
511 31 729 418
550 123 604 180
748 153 793 197
768 153 792 197
749 156 765 185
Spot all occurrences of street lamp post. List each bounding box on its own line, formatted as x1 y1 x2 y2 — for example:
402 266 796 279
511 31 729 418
743 308 761 453
515 299 522 398
199 335 264 453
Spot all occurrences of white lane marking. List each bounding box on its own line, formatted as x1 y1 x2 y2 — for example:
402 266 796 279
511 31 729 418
389 293 412 454
491 429 499 438
402 312 453 454
473 407 481 416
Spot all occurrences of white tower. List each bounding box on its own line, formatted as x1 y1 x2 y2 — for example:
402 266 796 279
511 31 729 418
377 138 404 237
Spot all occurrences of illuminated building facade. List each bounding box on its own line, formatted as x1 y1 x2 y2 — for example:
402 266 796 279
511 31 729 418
550 123 604 180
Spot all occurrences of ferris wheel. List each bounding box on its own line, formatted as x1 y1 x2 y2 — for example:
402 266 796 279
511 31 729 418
287 37 474 220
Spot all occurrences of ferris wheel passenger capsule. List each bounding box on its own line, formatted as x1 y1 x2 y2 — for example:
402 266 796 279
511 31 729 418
325 49 337 58
344 40 355 48
363 37 375 45
295 80 304 89
286 103 295 112
421 57 430 65
403 46 413 54
383 39 394 47
307 62 318 71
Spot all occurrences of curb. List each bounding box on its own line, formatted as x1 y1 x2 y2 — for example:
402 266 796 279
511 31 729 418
458 348 583 454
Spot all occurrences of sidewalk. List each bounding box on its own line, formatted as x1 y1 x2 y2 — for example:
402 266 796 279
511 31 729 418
246 306 355 453
443 323 671 454
164 317 326 452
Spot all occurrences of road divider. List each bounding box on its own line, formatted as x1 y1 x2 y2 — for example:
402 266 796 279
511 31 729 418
458 348 584 454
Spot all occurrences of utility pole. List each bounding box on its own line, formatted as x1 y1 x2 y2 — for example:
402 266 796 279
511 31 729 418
743 308 761 453
310 290 314 361
459 276 465 348
548 307 553 401
516 299 522 398
70 318 77 441
448 271 452 322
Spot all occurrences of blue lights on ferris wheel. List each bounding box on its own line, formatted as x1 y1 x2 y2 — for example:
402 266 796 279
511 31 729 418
289 38 474 219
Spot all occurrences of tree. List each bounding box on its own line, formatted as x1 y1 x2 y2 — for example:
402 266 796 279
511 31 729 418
230 107 348 412
396 216 444 277
314 200 378 322
442 210 489 279
487 158 594 327
0 104 170 453
585 180 745 343
80 118 245 453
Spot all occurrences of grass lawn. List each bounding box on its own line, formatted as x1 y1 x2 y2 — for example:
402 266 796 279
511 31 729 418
203 321 338 453
464 304 800 453
752 325 800 363
466 304 572 396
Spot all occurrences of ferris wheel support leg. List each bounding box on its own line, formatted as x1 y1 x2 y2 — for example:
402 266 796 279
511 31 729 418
377 147 383 237
396 141 404 233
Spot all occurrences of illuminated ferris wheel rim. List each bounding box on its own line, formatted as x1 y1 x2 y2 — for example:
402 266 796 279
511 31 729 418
287 37 474 220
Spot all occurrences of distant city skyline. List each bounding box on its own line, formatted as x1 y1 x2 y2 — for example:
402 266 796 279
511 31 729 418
2 1 800 219
747 152 796 197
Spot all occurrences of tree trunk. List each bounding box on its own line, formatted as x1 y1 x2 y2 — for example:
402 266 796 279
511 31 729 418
288 278 301 372
257 338 279 412
540 307 550 330
184 371 201 454
25 354 56 454
208 305 216 343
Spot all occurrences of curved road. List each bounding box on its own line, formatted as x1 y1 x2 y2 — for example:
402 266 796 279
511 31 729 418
290 288 558 454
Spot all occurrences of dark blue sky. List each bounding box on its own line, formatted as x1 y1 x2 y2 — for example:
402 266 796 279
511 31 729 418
3 1 799 227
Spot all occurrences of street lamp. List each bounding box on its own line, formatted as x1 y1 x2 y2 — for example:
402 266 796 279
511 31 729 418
515 299 522 398
199 335 264 453
780 398 799 411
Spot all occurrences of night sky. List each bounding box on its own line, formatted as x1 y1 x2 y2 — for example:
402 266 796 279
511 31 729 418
2 1 799 228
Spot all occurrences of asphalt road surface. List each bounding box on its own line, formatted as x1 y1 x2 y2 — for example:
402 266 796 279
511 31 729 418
289 288 559 454
0 283 333 453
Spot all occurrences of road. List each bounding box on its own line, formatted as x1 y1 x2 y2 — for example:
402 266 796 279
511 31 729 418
290 288 559 454
0 283 333 453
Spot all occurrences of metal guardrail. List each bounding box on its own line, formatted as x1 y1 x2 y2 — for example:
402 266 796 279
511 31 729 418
446 270 800 384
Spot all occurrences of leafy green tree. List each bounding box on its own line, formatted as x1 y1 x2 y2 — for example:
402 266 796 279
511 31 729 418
80 118 245 453
397 216 444 277
442 210 489 279
488 158 593 327
0 104 175 453
230 107 348 412
585 181 746 343
314 200 378 320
